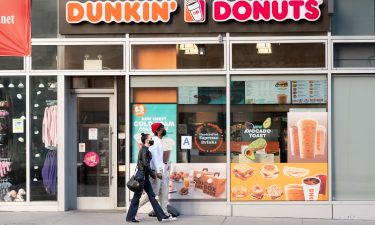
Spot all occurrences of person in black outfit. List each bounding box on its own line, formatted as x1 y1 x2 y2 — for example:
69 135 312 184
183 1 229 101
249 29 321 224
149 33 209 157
126 133 176 223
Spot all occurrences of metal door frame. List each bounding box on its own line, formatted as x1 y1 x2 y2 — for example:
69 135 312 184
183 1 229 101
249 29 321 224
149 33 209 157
69 92 117 210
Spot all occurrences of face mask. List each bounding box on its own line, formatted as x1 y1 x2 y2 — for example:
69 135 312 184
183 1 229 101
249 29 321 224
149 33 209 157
149 140 154 146
162 130 167 136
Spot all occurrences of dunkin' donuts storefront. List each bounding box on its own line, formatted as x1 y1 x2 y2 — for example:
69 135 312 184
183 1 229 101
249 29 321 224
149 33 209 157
2 0 375 220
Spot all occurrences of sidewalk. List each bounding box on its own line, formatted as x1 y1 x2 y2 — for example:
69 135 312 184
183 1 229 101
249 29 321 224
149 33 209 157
1 211 375 225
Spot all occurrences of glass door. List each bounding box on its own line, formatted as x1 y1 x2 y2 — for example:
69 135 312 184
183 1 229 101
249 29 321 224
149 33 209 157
75 95 116 209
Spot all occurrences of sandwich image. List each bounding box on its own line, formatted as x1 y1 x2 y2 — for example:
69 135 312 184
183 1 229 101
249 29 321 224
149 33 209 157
231 186 248 198
248 138 267 152
250 185 264 200
283 166 310 178
267 184 283 200
260 164 279 180
232 164 255 180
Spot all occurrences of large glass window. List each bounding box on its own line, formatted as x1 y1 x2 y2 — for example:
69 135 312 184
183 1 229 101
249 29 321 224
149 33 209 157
332 0 375 35
232 43 326 69
130 76 227 201
30 76 58 201
334 43 375 68
31 0 58 38
333 76 375 200
132 44 224 70
230 76 328 202
32 45 124 70
0 76 27 203
0 57 23 70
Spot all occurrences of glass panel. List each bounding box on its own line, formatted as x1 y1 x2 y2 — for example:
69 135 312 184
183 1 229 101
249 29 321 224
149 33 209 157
77 97 110 197
64 45 123 70
232 43 325 68
0 76 27 203
332 0 375 35
70 77 114 89
30 76 58 201
333 76 375 200
32 46 58 70
334 43 375 68
117 76 126 207
230 76 328 202
31 0 57 38
132 44 224 69
130 76 227 201
32 46 123 70
0 57 23 70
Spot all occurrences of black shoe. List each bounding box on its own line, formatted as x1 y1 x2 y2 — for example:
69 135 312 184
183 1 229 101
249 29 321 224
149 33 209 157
148 211 157 217
126 219 140 223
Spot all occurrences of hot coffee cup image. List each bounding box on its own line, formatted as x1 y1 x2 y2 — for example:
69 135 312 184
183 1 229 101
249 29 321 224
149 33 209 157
302 177 321 201
186 0 204 22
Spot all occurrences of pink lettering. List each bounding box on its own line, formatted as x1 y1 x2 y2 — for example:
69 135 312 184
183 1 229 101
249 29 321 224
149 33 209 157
232 1 252 21
289 0 304 20
305 0 321 21
253 0 271 20
271 0 288 21
213 0 231 21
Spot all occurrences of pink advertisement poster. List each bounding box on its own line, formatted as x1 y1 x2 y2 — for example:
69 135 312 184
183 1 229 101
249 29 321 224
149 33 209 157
287 112 328 163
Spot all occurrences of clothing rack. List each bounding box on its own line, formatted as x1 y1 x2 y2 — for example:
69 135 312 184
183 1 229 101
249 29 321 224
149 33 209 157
0 158 10 162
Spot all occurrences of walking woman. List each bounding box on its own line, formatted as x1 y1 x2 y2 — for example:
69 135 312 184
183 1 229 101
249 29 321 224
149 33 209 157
126 133 176 223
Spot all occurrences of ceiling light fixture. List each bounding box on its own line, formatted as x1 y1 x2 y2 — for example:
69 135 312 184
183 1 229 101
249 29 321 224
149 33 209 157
256 43 272 54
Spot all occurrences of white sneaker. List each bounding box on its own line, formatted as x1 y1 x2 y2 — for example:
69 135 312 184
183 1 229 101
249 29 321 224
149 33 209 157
160 216 177 222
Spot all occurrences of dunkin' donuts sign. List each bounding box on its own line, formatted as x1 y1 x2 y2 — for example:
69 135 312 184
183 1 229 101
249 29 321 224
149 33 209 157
66 0 323 24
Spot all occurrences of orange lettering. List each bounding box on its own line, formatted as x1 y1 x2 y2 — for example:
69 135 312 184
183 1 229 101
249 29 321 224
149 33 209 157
86 2 103 23
124 2 141 22
152 1 169 22
66 2 85 23
104 2 122 22
143 1 150 21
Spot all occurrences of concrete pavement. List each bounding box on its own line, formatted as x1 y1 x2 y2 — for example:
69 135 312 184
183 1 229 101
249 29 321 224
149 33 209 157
1 211 375 225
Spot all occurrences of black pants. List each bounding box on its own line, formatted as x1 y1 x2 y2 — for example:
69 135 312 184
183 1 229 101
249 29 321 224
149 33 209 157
126 177 166 221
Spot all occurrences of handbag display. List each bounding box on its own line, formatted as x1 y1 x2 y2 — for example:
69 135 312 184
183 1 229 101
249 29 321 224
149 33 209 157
127 170 145 193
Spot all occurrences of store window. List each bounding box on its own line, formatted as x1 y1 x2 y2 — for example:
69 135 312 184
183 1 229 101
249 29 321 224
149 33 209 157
230 76 328 202
117 76 126 207
232 43 326 69
32 45 124 70
334 43 375 68
30 76 58 201
70 76 114 89
333 76 375 200
130 76 227 201
332 0 375 35
0 76 27 203
0 57 24 70
31 0 57 38
131 44 224 70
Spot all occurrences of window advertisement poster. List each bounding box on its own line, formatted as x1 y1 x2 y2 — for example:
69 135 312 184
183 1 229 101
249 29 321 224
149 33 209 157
129 163 226 200
132 104 177 163
245 80 291 104
231 117 280 163
231 163 328 201
178 87 226 104
291 80 328 104
287 112 327 163
194 123 225 153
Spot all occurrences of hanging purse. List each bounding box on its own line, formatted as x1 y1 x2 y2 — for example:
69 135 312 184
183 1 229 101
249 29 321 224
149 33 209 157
127 170 145 193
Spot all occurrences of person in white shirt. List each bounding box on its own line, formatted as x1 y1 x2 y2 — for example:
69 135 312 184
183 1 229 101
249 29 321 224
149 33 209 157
138 122 171 218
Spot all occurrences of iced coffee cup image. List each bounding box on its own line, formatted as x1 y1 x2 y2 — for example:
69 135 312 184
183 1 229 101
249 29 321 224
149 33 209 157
284 184 304 201
315 125 326 156
302 177 321 201
297 118 318 159
185 0 204 22
277 93 287 104
288 126 300 156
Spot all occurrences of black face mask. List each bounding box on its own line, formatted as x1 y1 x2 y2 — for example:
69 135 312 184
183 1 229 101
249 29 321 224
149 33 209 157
149 140 154 146
162 130 167 136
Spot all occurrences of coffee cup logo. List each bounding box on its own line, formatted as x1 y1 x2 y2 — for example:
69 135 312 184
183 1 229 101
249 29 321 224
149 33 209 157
185 0 206 23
